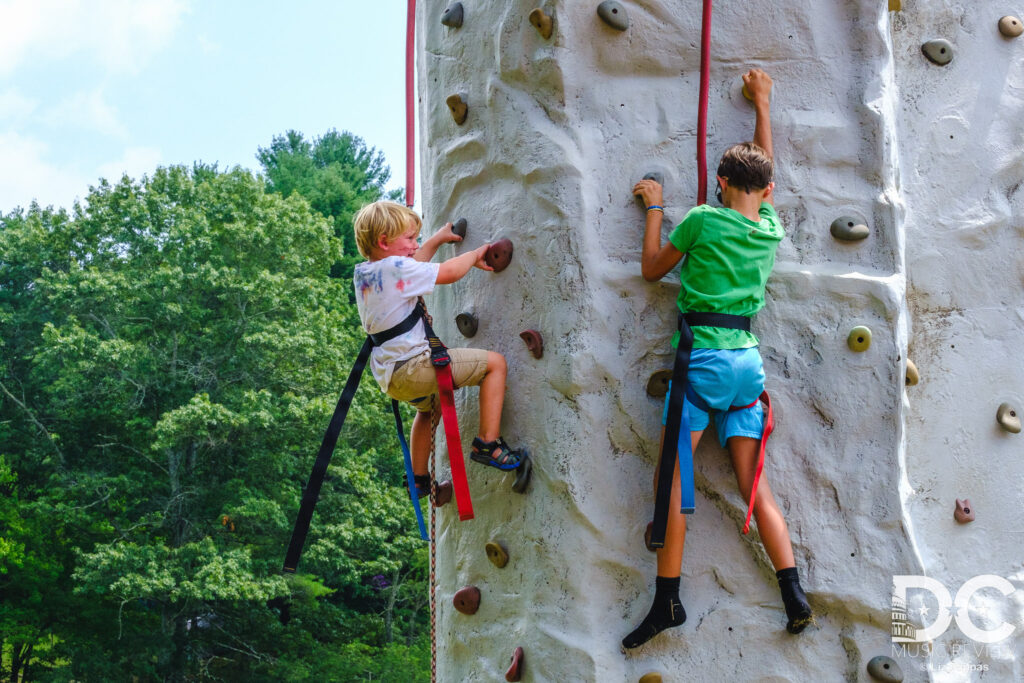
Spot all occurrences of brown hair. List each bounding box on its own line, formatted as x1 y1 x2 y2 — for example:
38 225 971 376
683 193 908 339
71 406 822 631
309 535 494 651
716 142 773 193
352 201 422 258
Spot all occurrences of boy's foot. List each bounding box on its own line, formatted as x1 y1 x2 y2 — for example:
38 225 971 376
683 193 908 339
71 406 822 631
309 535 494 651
470 437 525 471
777 567 813 634
622 577 686 649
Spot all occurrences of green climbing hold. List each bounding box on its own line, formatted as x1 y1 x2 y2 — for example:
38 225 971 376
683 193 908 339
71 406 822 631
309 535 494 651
922 39 954 66
847 326 872 352
597 1 629 31
996 403 1021 434
999 16 1023 38
441 2 464 28
867 655 904 682
830 216 870 241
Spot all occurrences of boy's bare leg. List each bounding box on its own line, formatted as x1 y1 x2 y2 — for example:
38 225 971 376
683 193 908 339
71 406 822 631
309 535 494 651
727 435 812 633
477 351 507 442
623 428 702 648
410 408 435 476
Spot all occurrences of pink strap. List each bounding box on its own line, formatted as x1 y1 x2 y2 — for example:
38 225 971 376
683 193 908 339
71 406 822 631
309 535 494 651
434 363 474 521
742 391 773 534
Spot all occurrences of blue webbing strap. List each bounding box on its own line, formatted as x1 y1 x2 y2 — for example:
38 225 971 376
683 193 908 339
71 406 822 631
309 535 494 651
392 399 428 540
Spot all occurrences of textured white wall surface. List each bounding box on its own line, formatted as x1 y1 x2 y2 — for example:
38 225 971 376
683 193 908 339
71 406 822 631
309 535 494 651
416 1 1024 680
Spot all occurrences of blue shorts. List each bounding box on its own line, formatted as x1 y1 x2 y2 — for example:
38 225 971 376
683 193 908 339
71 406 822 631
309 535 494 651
661 347 766 447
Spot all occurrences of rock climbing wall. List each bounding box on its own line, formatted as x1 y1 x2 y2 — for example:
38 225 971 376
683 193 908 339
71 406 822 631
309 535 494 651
417 1 1024 680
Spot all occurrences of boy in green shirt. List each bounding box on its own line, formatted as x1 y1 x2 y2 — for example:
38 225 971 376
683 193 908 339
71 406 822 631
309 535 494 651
623 68 812 649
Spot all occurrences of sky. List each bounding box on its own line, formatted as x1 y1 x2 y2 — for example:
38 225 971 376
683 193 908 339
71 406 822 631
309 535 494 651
0 0 415 213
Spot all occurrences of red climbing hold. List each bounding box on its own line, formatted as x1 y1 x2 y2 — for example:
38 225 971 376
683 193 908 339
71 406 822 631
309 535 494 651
505 646 524 682
453 585 481 615
519 329 543 359
485 238 514 272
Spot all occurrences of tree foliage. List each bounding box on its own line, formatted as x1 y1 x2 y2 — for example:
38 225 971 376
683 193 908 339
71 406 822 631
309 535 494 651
0 164 428 681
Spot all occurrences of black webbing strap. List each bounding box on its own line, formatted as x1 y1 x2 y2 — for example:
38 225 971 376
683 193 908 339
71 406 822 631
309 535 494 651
283 304 427 573
649 311 752 549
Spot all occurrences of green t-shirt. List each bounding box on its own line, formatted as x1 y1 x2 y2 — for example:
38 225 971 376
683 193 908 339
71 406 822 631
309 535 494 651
667 202 784 349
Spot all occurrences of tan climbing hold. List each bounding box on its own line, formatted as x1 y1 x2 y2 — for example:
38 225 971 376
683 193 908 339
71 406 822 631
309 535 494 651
646 370 672 398
485 540 509 568
639 674 663 683
847 326 872 352
529 8 553 39
954 498 975 524
999 16 1023 38
996 403 1021 433
922 39 954 66
905 359 919 386
888 0 901 10
597 1 629 31
446 93 468 125
830 215 870 242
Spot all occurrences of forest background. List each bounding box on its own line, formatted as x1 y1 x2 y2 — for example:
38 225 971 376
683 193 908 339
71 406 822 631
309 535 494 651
0 130 431 681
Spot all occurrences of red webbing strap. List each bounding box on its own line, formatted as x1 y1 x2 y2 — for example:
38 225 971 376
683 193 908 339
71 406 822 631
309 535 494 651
405 0 416 207
696 0 713 205
434 364 473 520
742 390 773 534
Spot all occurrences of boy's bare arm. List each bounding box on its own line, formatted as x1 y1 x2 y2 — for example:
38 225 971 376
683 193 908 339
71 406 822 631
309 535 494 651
744 68 774 161
634 179 684 281
436 244 492 284
414 222 462 262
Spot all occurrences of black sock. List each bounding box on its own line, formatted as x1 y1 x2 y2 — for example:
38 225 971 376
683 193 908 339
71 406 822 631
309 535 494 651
622 576 686 649
776 567 812 634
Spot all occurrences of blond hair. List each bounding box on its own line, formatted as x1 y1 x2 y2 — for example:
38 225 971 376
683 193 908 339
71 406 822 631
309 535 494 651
353 201 422 258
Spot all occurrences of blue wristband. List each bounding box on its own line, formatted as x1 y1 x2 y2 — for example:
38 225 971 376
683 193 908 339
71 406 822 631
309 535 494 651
646 205 664 212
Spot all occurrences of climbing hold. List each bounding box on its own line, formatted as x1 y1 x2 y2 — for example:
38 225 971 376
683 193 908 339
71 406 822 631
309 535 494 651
512 453 533 494
867 655 904 682
529 8 553 39
455 312 478 338
486 540 509 568
644 521 656 552
954 498 975 524
433 480 453 507
847 326 872 352
830 216 870 242
440 2 464 28
741 84 754 101
921 39 954 66
484 238 514 272
996 403 1021 433
643 171 664 186
639 674 663 683
452 217 468 239
505 646 524 682
646 370 672 398
520 329 544 359
597 1 629 31
905 359 919 386
453 585 481 615
999 16 1023 38
446 93 468 125
888 0 901 11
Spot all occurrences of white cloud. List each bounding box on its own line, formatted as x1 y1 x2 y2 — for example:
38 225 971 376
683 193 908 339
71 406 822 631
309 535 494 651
45 89 127 139
96 146 162 183
0 131 88 212
0 88 38 121
0 0 191 76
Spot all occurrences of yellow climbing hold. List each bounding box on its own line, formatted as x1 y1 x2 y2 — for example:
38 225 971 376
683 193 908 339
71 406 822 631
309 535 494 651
485 540 509 568
529 8 553 39
639 673 663 683
905 359 919 386
888 0 901 11
847 326 872 352
741 84 753 101
446 93 468 125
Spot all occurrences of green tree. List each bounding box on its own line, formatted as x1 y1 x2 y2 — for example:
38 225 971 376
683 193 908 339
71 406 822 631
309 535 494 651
257 130 403 283
0 165 428 681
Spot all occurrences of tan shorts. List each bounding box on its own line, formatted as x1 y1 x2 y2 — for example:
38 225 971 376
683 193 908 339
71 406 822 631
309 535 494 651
386 348 490 412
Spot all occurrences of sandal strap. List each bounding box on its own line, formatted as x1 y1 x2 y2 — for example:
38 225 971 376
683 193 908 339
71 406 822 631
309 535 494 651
472 437 520 466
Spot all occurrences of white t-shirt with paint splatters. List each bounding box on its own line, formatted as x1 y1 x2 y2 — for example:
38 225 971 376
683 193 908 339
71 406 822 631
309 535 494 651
354 256 440 391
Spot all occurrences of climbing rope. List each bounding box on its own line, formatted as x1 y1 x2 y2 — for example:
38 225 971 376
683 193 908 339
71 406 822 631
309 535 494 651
428 396 438 683
696 0 712 205
405 0 416 207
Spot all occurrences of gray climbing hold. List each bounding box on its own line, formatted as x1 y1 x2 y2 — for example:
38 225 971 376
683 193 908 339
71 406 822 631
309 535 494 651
440 2 464 28
451 217 467 238
643 172 664 186
830 216 870 241
999 16 1023 38
847 326 872 352
954 498 975 524
867 655 904 682
905 359 919 386
529 8 553 39
597 1 629 31
922 39 954 66
446 93 468 125
996 403 1021 433
455 312 478 338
